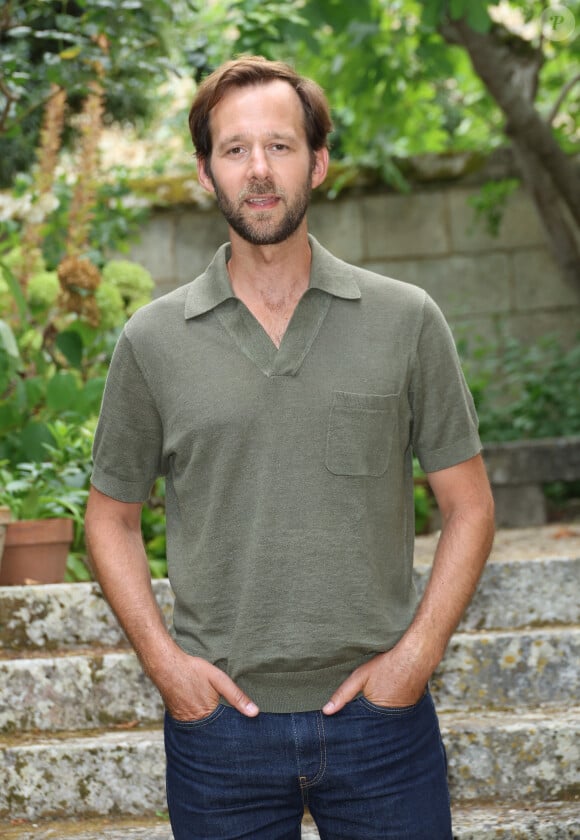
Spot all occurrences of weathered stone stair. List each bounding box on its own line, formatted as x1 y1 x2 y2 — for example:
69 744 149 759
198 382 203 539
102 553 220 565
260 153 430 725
1 525 579 839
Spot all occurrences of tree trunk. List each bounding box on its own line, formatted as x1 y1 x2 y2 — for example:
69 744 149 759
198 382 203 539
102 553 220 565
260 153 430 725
447 19 580 226
513 139 580 289
441 18 580 288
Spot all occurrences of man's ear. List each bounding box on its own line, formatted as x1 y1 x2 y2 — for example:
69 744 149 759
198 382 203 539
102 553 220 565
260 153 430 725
197 156 215 193
311 147 329 190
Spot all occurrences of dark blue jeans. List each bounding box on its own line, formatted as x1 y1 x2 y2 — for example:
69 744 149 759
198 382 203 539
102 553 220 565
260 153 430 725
164 689 452 839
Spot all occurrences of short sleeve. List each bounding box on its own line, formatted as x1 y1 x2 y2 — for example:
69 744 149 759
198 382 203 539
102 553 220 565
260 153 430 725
410 295 481 473
91 330 165 502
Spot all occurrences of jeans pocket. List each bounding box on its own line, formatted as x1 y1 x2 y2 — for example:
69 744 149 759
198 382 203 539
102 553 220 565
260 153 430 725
357 688 428 717
165 703 226 730
325 391 399 476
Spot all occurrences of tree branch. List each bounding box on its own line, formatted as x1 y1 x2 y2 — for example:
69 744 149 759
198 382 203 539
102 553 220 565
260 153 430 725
548 73 580 125
0 78 19 135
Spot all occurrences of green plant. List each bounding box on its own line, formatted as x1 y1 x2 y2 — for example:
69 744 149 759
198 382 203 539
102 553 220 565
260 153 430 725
0 457 87 522
0 420 95 580
461 332 580 442
141 478 168 578
468 179 520 237
0 217 153 465
413 459 434 535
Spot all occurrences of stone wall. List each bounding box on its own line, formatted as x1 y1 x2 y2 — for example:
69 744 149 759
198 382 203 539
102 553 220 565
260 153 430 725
127 183 580 348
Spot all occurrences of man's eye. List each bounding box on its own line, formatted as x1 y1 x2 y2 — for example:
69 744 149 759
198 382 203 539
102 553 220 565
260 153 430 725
271 144 288 152
227 147 244 156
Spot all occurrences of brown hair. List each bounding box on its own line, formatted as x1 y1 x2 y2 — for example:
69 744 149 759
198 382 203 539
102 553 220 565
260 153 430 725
188 56 333 162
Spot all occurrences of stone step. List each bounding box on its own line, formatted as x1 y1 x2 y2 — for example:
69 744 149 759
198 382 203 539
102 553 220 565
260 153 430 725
1 626 578 733
2 802 580 839
1 709 578 822
432 625 580 711
1 549 578 653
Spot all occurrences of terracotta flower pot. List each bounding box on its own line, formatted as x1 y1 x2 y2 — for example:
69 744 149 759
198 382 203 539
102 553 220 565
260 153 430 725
0 518 74 586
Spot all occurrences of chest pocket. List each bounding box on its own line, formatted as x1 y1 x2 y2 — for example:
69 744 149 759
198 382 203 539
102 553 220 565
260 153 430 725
325 391 398 477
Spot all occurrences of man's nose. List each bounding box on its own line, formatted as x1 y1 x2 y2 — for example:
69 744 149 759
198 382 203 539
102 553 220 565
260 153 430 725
248 146 271 180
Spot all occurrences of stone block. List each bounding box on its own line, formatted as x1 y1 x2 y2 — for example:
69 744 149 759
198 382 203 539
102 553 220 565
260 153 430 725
362 253 511 319
0 581 173 651
308 197 364 263
507 309 580 347
492 484 547 527
126 212 177 288
0 653 163 733
361 193 449 259
452 803 580 840
432 627 580 711
0 730 166 820
512 248 580 311
414 529 580 629
442 708 580 804
174 209 228 285
484 437 580 485
449 187 546 253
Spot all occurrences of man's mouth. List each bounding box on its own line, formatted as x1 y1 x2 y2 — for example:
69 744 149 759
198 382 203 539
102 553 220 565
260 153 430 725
245 196 280 208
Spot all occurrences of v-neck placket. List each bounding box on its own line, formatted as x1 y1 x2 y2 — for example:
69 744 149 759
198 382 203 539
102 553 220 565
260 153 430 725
184 236 361 379
215 289 333 377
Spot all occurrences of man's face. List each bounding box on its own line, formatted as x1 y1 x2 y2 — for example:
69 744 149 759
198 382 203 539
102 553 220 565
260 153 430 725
198 80 328 246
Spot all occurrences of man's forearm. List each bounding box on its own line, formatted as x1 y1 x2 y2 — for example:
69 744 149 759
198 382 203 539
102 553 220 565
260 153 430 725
85 488 177 678
396 496 495 678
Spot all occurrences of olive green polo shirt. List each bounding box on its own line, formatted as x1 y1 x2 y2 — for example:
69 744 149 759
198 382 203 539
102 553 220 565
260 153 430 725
92 235 481 713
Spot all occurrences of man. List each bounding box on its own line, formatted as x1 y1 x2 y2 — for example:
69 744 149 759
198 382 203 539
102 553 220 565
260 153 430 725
85 56 495 840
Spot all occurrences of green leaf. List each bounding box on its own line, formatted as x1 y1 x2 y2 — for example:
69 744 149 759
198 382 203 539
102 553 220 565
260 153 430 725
56 330 84 369
59 46 83 60
449 0 466 21
24 376 46 411
420 0 447 29
46 372 80 411
466 1 491 33
79 376 106 415
0 320 19 360
0 262 28 321
19 421 55 462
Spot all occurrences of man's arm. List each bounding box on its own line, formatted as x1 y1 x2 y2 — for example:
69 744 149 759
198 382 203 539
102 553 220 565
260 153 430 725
323 453 494 713
85 485 259 719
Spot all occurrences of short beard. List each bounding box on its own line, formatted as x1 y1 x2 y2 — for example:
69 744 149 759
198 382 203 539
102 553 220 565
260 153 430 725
209 170 313 246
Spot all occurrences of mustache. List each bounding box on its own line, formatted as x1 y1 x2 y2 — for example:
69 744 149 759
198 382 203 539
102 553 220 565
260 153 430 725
239 180 284 199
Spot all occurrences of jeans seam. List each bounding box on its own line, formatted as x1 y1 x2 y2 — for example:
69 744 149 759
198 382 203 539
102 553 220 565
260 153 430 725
301 712 327 789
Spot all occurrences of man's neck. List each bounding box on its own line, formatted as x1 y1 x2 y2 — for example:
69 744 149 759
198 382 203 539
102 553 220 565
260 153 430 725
226 226 312 312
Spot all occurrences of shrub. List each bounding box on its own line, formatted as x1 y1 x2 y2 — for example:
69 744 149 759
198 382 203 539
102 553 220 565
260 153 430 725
461 332 580 442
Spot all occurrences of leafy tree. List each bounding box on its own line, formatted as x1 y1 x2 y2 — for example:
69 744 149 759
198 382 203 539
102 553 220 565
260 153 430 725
0 0 195 186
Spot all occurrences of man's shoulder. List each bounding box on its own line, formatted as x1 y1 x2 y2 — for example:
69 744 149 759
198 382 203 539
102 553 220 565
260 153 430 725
354 263 425 304
123 282 193 339
314 240 426 310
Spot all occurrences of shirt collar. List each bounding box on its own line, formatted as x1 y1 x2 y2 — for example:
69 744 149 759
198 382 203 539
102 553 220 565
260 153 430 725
184 243 235 319
307 235 361 300
184 235 360 320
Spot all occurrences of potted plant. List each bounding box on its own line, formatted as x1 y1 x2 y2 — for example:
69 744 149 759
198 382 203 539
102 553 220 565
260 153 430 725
0 422 91 585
